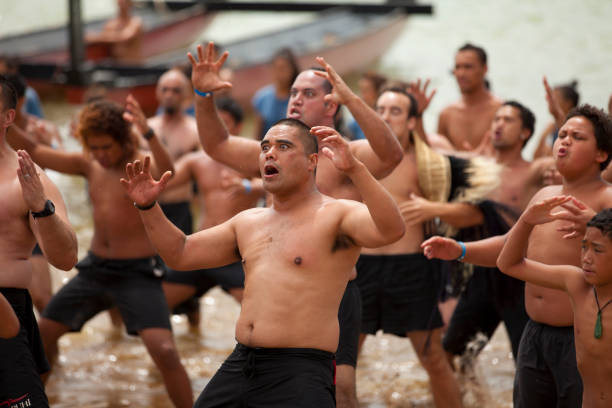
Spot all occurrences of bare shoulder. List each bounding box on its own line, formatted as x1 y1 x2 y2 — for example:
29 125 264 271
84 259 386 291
232 206 268 225
596 183 612 207
531 184 564 201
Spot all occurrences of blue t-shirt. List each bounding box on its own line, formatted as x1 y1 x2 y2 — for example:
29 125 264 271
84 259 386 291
25 87 44 118
252 84 289 140
347 117 366 140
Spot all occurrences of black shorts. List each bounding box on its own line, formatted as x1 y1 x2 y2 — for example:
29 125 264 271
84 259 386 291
336 280 361 367
355 253 443 336
160 201 193 235
194 343 335 408
0 288 49 407
42 252 171 335
443 267 528 359
513 319 582 408
164 261 245 296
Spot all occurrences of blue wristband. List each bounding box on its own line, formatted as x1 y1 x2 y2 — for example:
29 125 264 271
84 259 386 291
241 179 252 193
456 241 466 262
194 88 213 98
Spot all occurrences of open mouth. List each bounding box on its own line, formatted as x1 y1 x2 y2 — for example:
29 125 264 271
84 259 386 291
557 147 568 157
288 107 301 119
263 164 279 177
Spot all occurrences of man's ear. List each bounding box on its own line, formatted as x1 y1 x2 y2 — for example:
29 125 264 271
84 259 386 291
1 108 15 129
596 149 609 166
308 152 318 172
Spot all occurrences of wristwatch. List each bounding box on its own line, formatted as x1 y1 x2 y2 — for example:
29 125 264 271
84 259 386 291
143 128 155 140
31 200 55 219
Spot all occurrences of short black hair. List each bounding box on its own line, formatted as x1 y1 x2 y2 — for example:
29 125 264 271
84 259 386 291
379 85 419 119
458 43 487 66
0 74 17 111
270 118 318 155
587 208 612 241
215 96 243 125
556 80 579 108
565 104 612 170
503 100 536 146
5 73 26 99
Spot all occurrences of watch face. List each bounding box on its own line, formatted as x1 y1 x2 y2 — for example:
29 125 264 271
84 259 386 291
33 200 55 218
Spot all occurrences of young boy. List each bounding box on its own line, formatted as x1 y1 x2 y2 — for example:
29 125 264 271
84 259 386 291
497 200 612 408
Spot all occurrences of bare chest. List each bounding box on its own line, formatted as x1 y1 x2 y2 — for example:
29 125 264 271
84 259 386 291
315 158 360 201
447 107 496 148
381 153 420 201
155 122 198 160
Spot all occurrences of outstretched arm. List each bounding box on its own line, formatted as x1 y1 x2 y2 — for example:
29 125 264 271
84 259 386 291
190 42 261 178
7 125 89 176
0 293 19 339
121 156 240 271
312 126 404 247
497 195 577 290
313 58 402 179
421 234 506 267
399 193 484 228
18 151 78 271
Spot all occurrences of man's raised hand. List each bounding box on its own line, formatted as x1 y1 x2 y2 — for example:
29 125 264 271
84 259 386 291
188 42 232 94
120 156 173 207
521 195 572 227
313 57 355 106
17 150 47 214
311 126 357 173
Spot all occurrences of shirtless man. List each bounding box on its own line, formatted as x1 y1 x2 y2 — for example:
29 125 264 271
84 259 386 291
437 43 502 151
498 203 612 408
147 69 200 236
356 86 472 407
0 76 77 408
121 117 405 408
191 42 403 408
437 101 552 365
422 104 612 407
11 98 193 408
87 0 143 63
6 73 62 315
163 96 263 319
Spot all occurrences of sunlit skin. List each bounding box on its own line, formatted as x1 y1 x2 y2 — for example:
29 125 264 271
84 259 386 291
437 49 502 150
190 42 403 408
497 199 612 408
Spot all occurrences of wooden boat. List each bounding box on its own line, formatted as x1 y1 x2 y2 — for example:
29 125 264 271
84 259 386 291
0 2 212 64
12 5 409 114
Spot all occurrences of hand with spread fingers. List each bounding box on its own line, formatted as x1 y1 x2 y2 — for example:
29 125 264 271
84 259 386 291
188 42 233 94
120 156 173 207
16 150 47 214
554 196 597 239
311 126 357 173
313 57 355 106
543 76 565 126
408 78 436 117
521 195 573 226
398 193 437 226
420 236 463 261
123 94 149 136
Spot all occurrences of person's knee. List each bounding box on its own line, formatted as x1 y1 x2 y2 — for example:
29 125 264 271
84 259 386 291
144 335 182 369
415 342 453 375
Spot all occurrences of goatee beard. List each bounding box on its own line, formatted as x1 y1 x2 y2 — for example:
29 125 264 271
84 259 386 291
164 106 178 116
